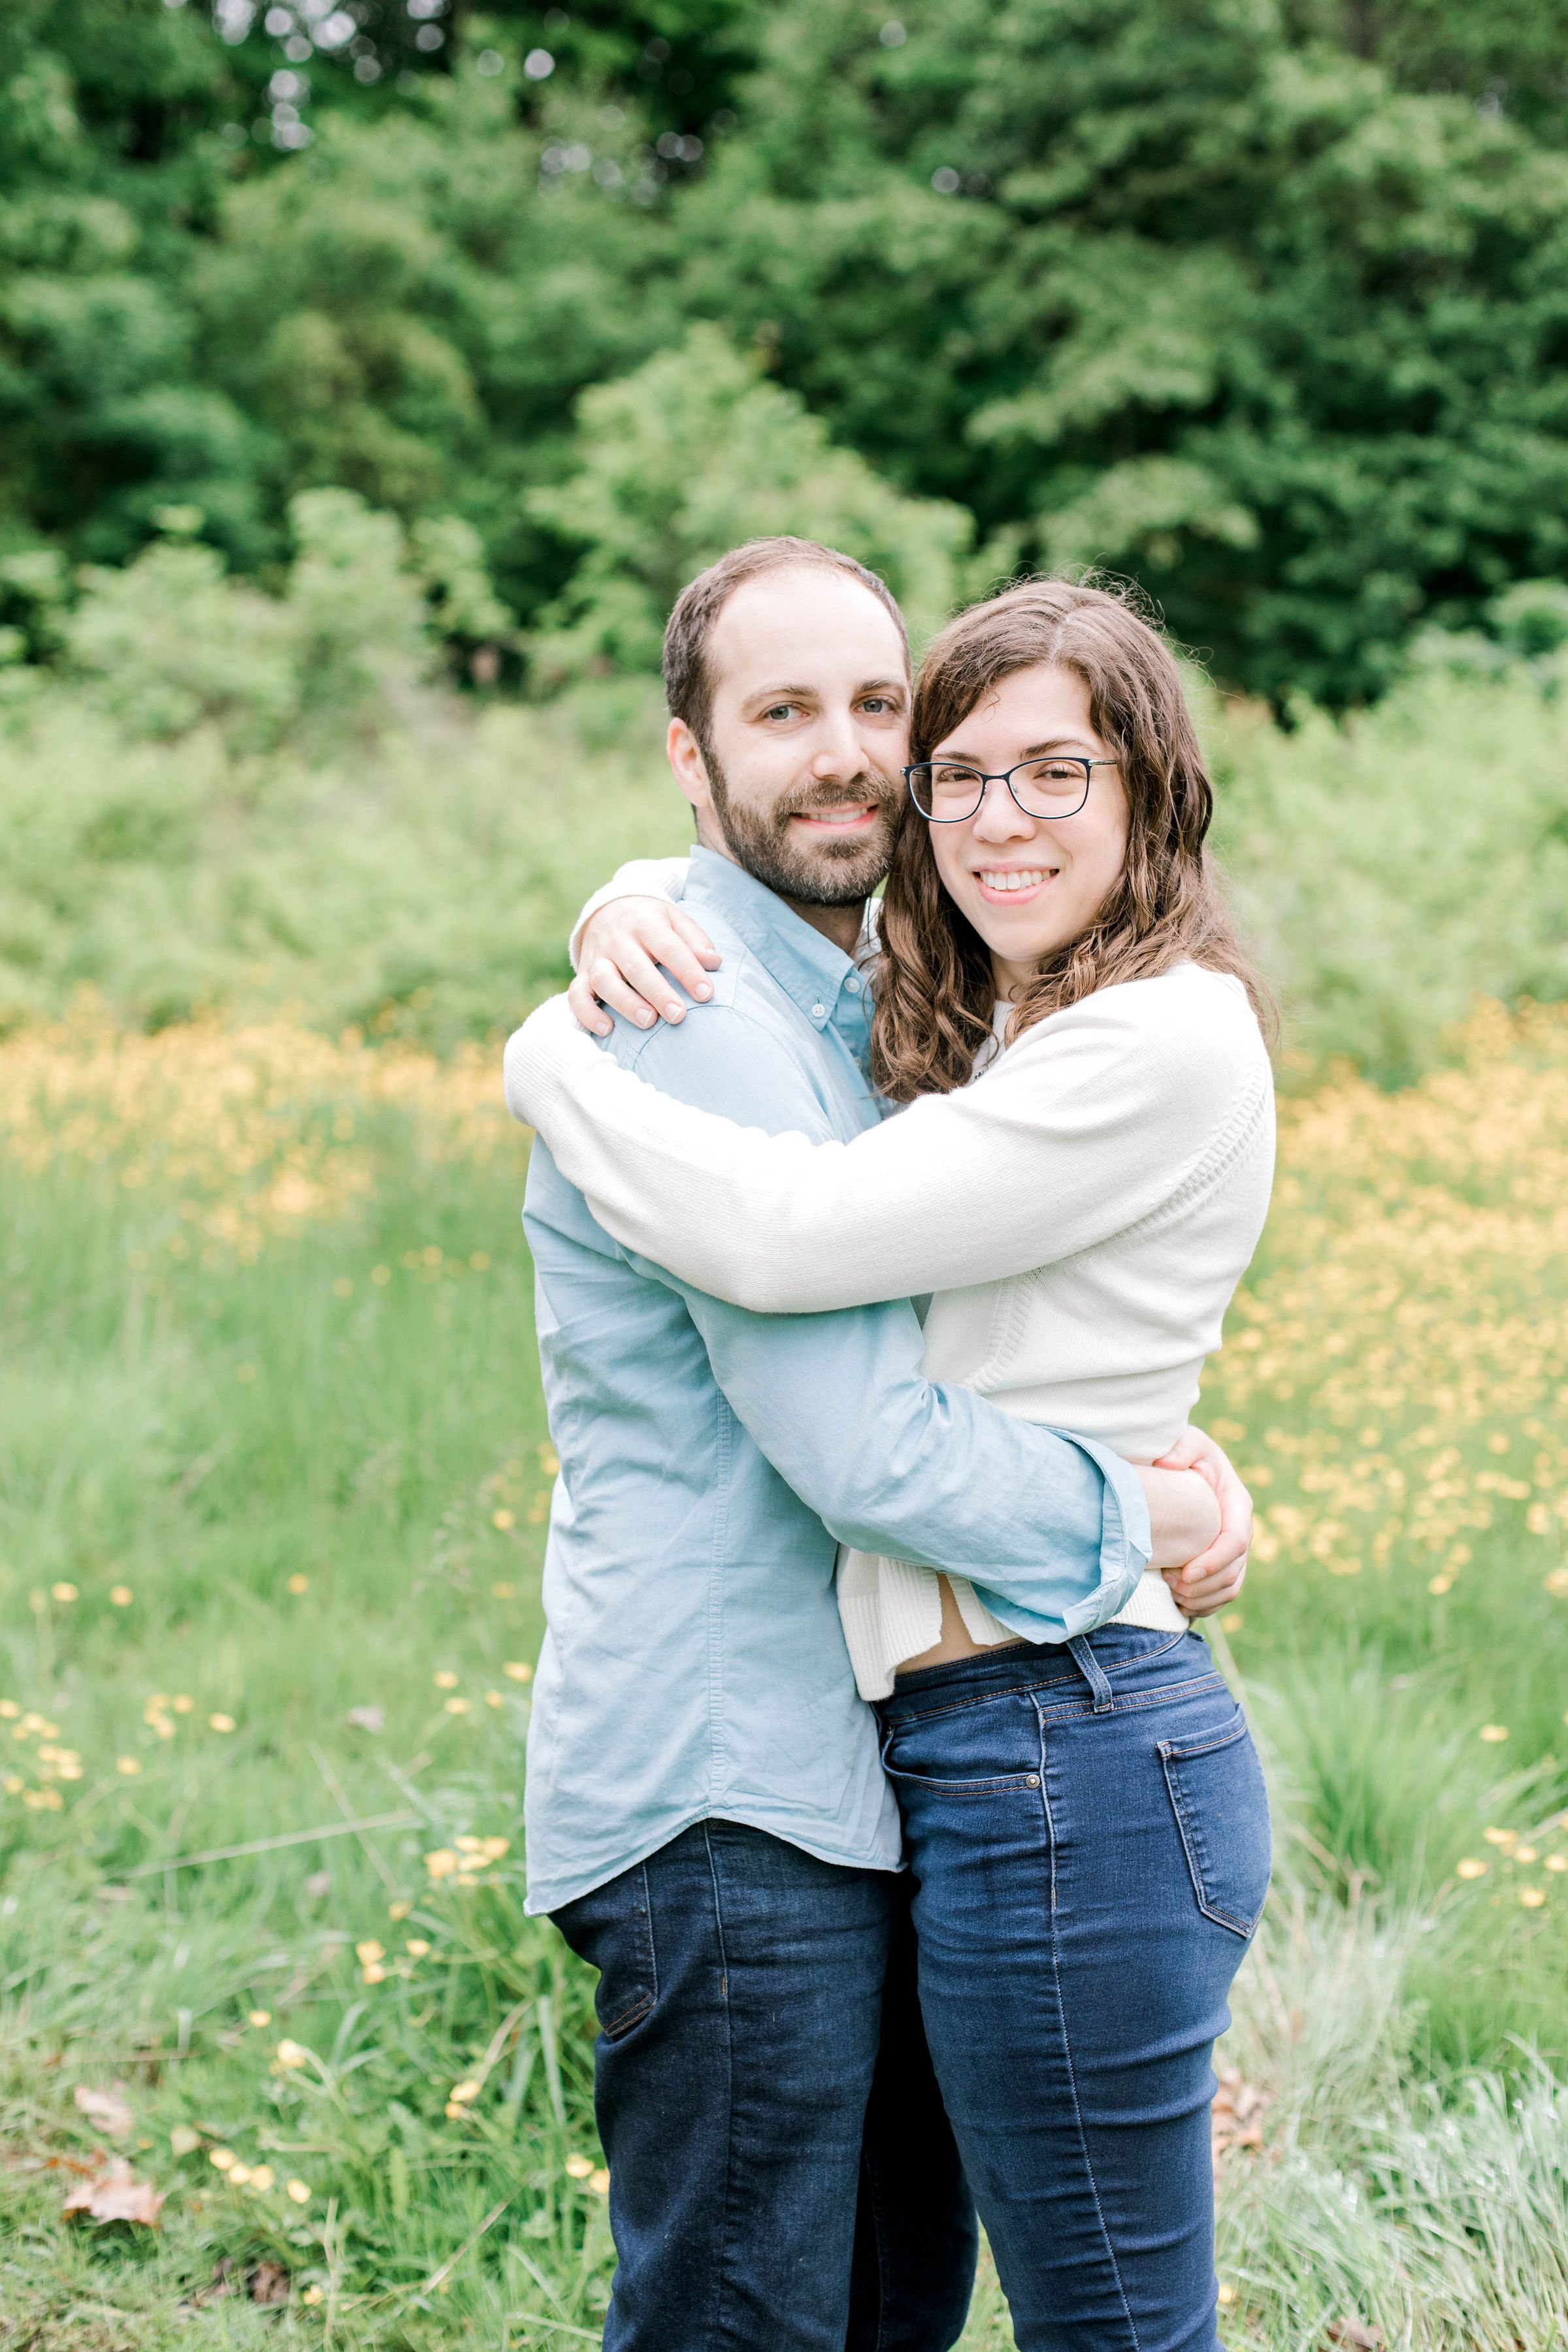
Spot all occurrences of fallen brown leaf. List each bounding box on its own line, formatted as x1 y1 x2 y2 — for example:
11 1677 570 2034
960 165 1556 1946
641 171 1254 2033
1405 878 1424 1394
185 2254 293 2310
1211 2065 1271 2183
186 2255 237 2308
73 2084 133 2140
1326 2325 1384 2350
61 2155 165 2227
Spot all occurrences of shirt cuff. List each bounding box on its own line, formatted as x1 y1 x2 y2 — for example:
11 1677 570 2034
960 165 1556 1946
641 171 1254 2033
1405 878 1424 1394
974 1433 1152 1646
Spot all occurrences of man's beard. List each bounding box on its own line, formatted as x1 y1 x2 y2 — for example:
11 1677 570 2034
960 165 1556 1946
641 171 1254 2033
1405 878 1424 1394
706 754 904 907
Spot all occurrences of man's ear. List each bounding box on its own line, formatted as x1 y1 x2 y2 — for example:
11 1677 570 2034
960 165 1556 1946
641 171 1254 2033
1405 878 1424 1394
667 717 717 832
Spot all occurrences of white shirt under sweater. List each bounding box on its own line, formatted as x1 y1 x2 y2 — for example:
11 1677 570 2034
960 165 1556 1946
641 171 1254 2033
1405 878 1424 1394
531 858 1276 1699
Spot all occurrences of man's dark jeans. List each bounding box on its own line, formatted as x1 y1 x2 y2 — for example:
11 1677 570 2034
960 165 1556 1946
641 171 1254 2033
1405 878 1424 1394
553 1820 977 2351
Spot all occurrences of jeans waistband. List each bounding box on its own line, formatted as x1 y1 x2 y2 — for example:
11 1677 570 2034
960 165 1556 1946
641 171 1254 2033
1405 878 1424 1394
874 1623 1205 1723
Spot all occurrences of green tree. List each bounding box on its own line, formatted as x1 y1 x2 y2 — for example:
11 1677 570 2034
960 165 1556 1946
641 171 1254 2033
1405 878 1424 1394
8 0 1568 702
528 323 978 673
675 0 1568 700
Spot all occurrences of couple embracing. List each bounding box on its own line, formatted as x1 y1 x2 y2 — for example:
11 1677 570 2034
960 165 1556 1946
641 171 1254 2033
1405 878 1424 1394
504 540 1275 2351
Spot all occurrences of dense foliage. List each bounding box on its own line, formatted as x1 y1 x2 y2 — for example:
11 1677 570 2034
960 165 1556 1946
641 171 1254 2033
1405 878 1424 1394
0 495 1563 1079
6 0 1568 702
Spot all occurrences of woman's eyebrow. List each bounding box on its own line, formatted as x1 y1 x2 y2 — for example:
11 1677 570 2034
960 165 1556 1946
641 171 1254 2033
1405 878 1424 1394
930 735 1098 762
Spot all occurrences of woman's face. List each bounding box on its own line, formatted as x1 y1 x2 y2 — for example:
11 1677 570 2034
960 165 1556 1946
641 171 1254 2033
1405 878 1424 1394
924 662 1130 1000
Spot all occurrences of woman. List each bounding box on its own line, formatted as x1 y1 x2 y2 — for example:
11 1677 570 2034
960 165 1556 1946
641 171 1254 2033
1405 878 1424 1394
510 580 1274 2349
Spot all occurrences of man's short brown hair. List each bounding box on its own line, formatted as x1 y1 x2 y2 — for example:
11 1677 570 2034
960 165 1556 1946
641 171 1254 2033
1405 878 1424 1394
662 538 909 751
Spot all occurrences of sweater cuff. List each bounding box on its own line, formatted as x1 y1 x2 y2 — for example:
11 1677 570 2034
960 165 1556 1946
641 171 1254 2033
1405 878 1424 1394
567 858 690 970
503 994 595 1132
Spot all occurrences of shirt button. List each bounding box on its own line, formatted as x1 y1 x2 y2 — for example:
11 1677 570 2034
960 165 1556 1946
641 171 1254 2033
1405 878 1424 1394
845 974 862 993
810 1002 826 1021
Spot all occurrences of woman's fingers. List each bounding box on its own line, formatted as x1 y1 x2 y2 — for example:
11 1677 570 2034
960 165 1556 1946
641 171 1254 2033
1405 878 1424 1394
583 951 678 1031
1164 1552 1248 1618
1152 1428 1252 1617
566 970 614 1036
572 899 723 1033
670 908 723 975
1156 1427 1252 1567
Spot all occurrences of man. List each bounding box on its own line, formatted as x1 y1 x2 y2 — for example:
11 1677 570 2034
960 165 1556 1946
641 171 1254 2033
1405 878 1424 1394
506 538 1247 2351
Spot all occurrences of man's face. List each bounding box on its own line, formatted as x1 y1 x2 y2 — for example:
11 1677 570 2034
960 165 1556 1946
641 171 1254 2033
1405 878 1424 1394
668 567 911 907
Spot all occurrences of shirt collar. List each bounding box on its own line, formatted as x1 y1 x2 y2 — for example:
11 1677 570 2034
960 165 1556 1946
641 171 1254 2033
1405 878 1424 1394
682 845 868 1034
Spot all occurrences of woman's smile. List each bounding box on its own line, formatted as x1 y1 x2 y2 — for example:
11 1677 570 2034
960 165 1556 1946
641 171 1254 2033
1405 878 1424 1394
972 862 1060 903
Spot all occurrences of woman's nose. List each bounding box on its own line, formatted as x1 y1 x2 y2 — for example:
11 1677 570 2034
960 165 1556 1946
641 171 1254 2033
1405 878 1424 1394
970 779 1036 841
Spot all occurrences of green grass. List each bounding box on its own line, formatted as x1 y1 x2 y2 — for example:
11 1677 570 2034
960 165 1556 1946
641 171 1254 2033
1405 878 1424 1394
5 1041 1568 2350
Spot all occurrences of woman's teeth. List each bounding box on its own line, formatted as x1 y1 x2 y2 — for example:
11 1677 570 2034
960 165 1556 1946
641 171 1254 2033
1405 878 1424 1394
977 868 1053 892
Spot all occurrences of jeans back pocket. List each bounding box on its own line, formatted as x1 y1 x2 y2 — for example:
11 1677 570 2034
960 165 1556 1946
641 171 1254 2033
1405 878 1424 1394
1158 1714 1271 1938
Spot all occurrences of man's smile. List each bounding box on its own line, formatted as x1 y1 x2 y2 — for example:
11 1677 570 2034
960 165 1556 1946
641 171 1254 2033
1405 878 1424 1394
787 802 881 835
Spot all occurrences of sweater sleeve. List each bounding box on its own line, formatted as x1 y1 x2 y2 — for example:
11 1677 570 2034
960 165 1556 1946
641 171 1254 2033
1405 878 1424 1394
567 856 693 972
504 972 1270 1313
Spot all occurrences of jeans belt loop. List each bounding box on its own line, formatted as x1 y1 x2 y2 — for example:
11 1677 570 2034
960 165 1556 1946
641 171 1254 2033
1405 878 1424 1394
1066 1635 1115 1713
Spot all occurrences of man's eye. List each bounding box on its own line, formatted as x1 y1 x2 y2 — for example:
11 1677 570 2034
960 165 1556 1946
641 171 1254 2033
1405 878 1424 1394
761 703 799 723
861 696 896 714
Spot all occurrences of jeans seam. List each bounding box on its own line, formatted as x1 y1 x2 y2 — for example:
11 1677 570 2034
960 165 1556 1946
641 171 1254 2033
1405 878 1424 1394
702 1822 742 2351
1036 1701 1144 2352
860 2150 894 2352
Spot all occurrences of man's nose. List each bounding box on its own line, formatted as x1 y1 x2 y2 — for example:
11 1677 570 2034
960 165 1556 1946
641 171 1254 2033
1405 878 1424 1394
809 707 866 781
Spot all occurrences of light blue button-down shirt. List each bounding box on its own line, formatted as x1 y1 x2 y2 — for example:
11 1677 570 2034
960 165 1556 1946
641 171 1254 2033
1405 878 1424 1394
517 849 1150 1915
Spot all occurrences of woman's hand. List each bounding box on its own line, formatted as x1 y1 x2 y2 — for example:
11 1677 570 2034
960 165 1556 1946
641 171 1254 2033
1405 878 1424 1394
1151 1426 1252 1618
1137 1465 1222 1580
566 898 723 1037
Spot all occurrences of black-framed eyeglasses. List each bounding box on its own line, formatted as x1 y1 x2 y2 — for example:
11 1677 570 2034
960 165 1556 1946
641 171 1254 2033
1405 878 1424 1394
904 756 1117 823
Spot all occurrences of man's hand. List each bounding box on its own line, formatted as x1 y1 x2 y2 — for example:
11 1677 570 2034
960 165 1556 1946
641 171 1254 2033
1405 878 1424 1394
1152 1424 1252 1618
566 898 723 1037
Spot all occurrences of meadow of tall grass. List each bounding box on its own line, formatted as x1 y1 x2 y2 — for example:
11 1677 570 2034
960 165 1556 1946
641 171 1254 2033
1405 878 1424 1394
2 992 1567 2347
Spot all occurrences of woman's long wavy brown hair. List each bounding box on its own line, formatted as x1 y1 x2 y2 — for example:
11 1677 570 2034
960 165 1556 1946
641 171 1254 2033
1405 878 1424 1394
871 578 1270 1102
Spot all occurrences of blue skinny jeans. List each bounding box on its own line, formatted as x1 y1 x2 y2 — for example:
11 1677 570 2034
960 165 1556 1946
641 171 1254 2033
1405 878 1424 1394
875 1624 1271 2352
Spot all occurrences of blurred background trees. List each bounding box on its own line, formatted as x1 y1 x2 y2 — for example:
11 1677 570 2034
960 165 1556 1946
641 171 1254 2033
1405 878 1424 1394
5 0 1568 1075
5 0 1568 705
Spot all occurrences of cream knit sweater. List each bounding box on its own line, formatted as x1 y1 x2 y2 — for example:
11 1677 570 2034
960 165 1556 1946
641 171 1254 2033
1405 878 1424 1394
514 872 1275 1697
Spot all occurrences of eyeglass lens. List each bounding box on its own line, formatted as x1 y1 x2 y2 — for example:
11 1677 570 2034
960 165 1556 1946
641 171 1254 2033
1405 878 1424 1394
908 759 1092 820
